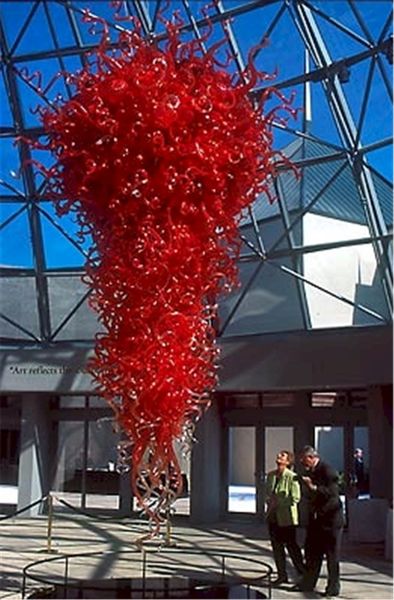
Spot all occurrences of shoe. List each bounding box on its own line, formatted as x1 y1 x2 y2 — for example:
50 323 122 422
272 576 288 586
322 591 340 598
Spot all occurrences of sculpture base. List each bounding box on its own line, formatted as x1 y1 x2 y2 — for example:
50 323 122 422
27 576 267 598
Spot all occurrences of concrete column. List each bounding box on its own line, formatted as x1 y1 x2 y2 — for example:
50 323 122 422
119 471 133 517
17 394 51 516
368 385 393 500
190 402 222 523
294 392 312 455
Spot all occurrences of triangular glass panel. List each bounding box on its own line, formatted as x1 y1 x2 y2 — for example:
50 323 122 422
218 261 262 334
302 157 356 219
357 64 392 147
263 81 305 151
340 58 377 128
229 3 284 72
15 58 70 128
0 207 33 267
255 7 306 83
0 315 33 341
0 137 24 189
367 146 392 183
0 201 27 229
48 275 101 341
0 276 40 339
309 81 345 147
12 2 57 56
0 68 14 126
365 155 393 228
276 161 302 213
266 209 303 256
40 209 88 269
350 1 393 41
221 257 306 336
41 202 92 255
62 55 85 87
272 126 302 151
303 211 371 251
46 2 77 47
262 214 294 252
0 1 35 53
0 178 24 200
240 139 303 230
353 275 391 326
303 242 390 328
241 190 281 228
73 1 137 46
311 5 369 60
239 217 293 258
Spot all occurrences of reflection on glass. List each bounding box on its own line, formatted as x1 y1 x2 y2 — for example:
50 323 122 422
0 429 19 492
132 437 191 516
314 426 346 519
85 419 120 510
59 396 85 408
353 426 369 497
303 222 389 328
52 421 84 507
172 438 191 516
354 427 369 469
314 426 344 474
227 426 256 513
88 396 106 408
264 427 294 475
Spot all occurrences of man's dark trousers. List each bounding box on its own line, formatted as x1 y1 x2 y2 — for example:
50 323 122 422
303 518 343 595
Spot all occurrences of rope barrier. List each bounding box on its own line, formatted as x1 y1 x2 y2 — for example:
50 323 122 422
0 495 47 521
54 495 131 523
0 492 163 550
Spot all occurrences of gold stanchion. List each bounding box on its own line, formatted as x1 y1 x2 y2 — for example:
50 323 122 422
163 512 176 547
41 494 57 553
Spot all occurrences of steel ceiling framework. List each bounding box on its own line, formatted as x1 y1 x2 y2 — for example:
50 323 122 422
0 0 392 346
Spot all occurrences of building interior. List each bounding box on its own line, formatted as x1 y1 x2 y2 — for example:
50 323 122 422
0 1 392 598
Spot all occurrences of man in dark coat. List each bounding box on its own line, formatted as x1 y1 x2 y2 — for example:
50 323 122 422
351 447 366 496
294 446 344 598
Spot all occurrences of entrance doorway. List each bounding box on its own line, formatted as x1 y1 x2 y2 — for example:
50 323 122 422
226 425 295 517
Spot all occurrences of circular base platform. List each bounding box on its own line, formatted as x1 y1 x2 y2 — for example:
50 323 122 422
27 576 268 598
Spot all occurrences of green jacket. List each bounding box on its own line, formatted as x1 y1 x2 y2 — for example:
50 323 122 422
265 468 301 527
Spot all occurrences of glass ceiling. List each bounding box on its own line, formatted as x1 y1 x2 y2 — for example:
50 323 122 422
0 0 392 345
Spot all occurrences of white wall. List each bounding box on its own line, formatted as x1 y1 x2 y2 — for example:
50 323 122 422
303 214 388 327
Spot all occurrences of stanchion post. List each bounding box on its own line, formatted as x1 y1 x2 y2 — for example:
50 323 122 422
165 515 171 544
46 494 54 553
221 555 226 582
163 510 176 547
142 549 147 597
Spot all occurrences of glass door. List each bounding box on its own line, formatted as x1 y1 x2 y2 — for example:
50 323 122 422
264 427 295 475
314 425 346 519
314 426 344 475
52 420 84 508
353 426 369 497
227 425 257 514
51 396 123 513
226 425 296 516
85 419 121 510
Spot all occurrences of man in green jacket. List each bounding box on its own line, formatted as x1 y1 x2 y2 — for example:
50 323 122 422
266 450 305 586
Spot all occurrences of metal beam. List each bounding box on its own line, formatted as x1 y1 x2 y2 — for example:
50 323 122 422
289 0 392 314
0 18 52 342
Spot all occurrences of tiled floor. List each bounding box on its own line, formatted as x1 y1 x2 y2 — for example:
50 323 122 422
0 511 392 599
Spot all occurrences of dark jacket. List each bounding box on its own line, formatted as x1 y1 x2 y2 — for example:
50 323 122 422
308 460 344 530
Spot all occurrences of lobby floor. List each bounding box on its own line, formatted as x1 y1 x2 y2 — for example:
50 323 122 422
0 511 392 600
